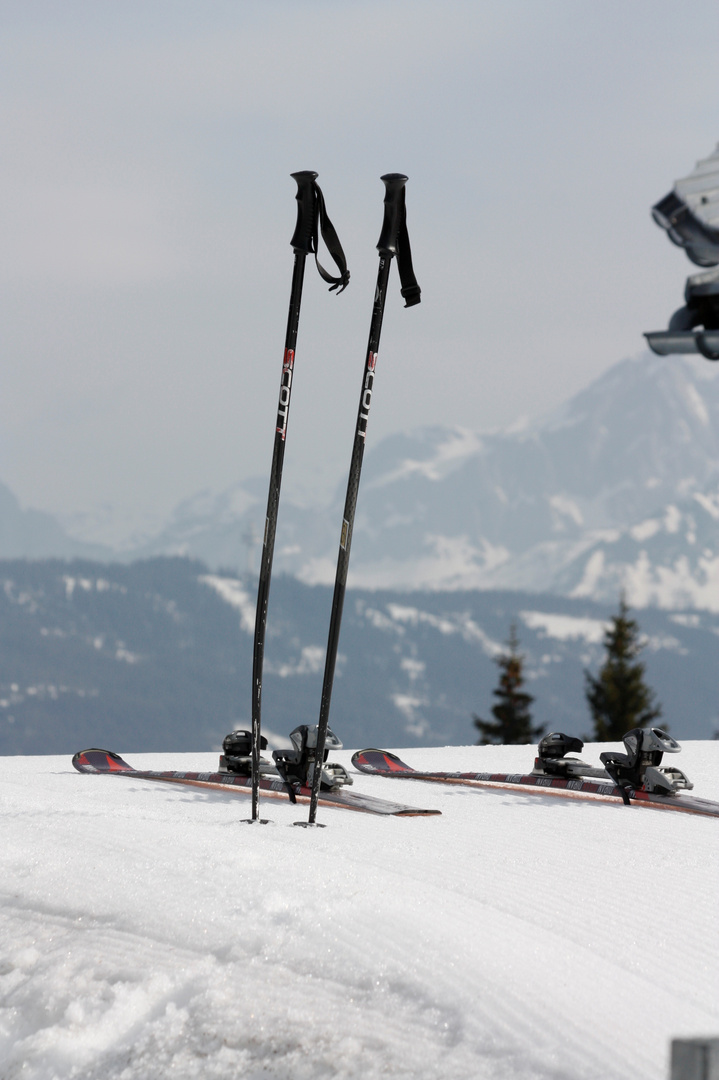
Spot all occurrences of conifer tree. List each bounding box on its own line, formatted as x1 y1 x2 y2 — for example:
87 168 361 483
474 626 544 744
584 596 662 741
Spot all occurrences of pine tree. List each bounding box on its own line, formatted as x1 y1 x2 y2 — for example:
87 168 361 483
474 626 544 745
584 596 662 741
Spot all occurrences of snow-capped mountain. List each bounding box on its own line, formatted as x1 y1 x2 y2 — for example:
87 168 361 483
5 354 719 609
126 355 719 610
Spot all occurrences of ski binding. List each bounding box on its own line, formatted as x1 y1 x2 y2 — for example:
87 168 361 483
218 725 352 794
532 728 693 801
599 727 693 803
532 732 607 779
271 724 352 792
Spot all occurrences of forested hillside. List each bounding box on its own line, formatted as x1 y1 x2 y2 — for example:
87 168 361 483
2 557 718 755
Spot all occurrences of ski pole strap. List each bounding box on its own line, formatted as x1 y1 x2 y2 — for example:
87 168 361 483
396 194 421 308
289 171 350 293
312 183 350 293
272 759 298 804
376 175 421 307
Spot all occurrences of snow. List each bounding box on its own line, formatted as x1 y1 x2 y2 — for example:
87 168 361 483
693 491 719 521
2 742 718 1080
199 575 255 634
619 551 719 612
670 614 702 629
683 383 710 428
301 536 513 593
265 645 326 678
664 506 682 534
385 602 504 656
519 611 608 643
549 495 584 527
570 550 608 599
630 518 662 543
365 428 484 489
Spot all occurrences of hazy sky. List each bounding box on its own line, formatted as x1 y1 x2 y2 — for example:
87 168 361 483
2 0 719 540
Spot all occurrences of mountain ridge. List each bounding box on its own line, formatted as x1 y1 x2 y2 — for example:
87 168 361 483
123 354 719 609
4 354 719 610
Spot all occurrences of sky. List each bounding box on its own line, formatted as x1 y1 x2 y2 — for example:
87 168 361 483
2 0 719 543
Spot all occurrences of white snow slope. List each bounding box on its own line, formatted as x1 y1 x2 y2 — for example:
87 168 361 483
2 743 718 1080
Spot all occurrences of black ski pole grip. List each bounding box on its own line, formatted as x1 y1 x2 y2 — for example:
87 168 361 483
290 171 318 253
376 173 408 256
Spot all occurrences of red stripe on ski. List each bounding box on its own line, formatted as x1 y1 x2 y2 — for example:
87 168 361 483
352 749 414 773
73 749 134 773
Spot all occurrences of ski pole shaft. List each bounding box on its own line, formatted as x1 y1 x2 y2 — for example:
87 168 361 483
250 171 317 821
308 174 416 825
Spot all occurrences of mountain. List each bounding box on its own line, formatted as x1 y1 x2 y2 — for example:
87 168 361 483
6 355 719 610
124 355 719 610
0 481 111 561
2 556 717 757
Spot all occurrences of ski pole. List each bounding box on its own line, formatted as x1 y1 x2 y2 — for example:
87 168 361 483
306 173 421 826
249 171 349 823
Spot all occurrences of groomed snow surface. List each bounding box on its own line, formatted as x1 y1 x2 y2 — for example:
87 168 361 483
2 742 718 1080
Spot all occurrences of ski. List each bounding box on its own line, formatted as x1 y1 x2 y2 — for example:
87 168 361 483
351 748 719 819
308 173 421 825
72 749 440 818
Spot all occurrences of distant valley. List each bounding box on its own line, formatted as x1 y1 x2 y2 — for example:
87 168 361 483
2 557 717 757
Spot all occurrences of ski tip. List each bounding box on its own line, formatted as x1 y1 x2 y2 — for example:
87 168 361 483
351 748 416 775
72 748 134 774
